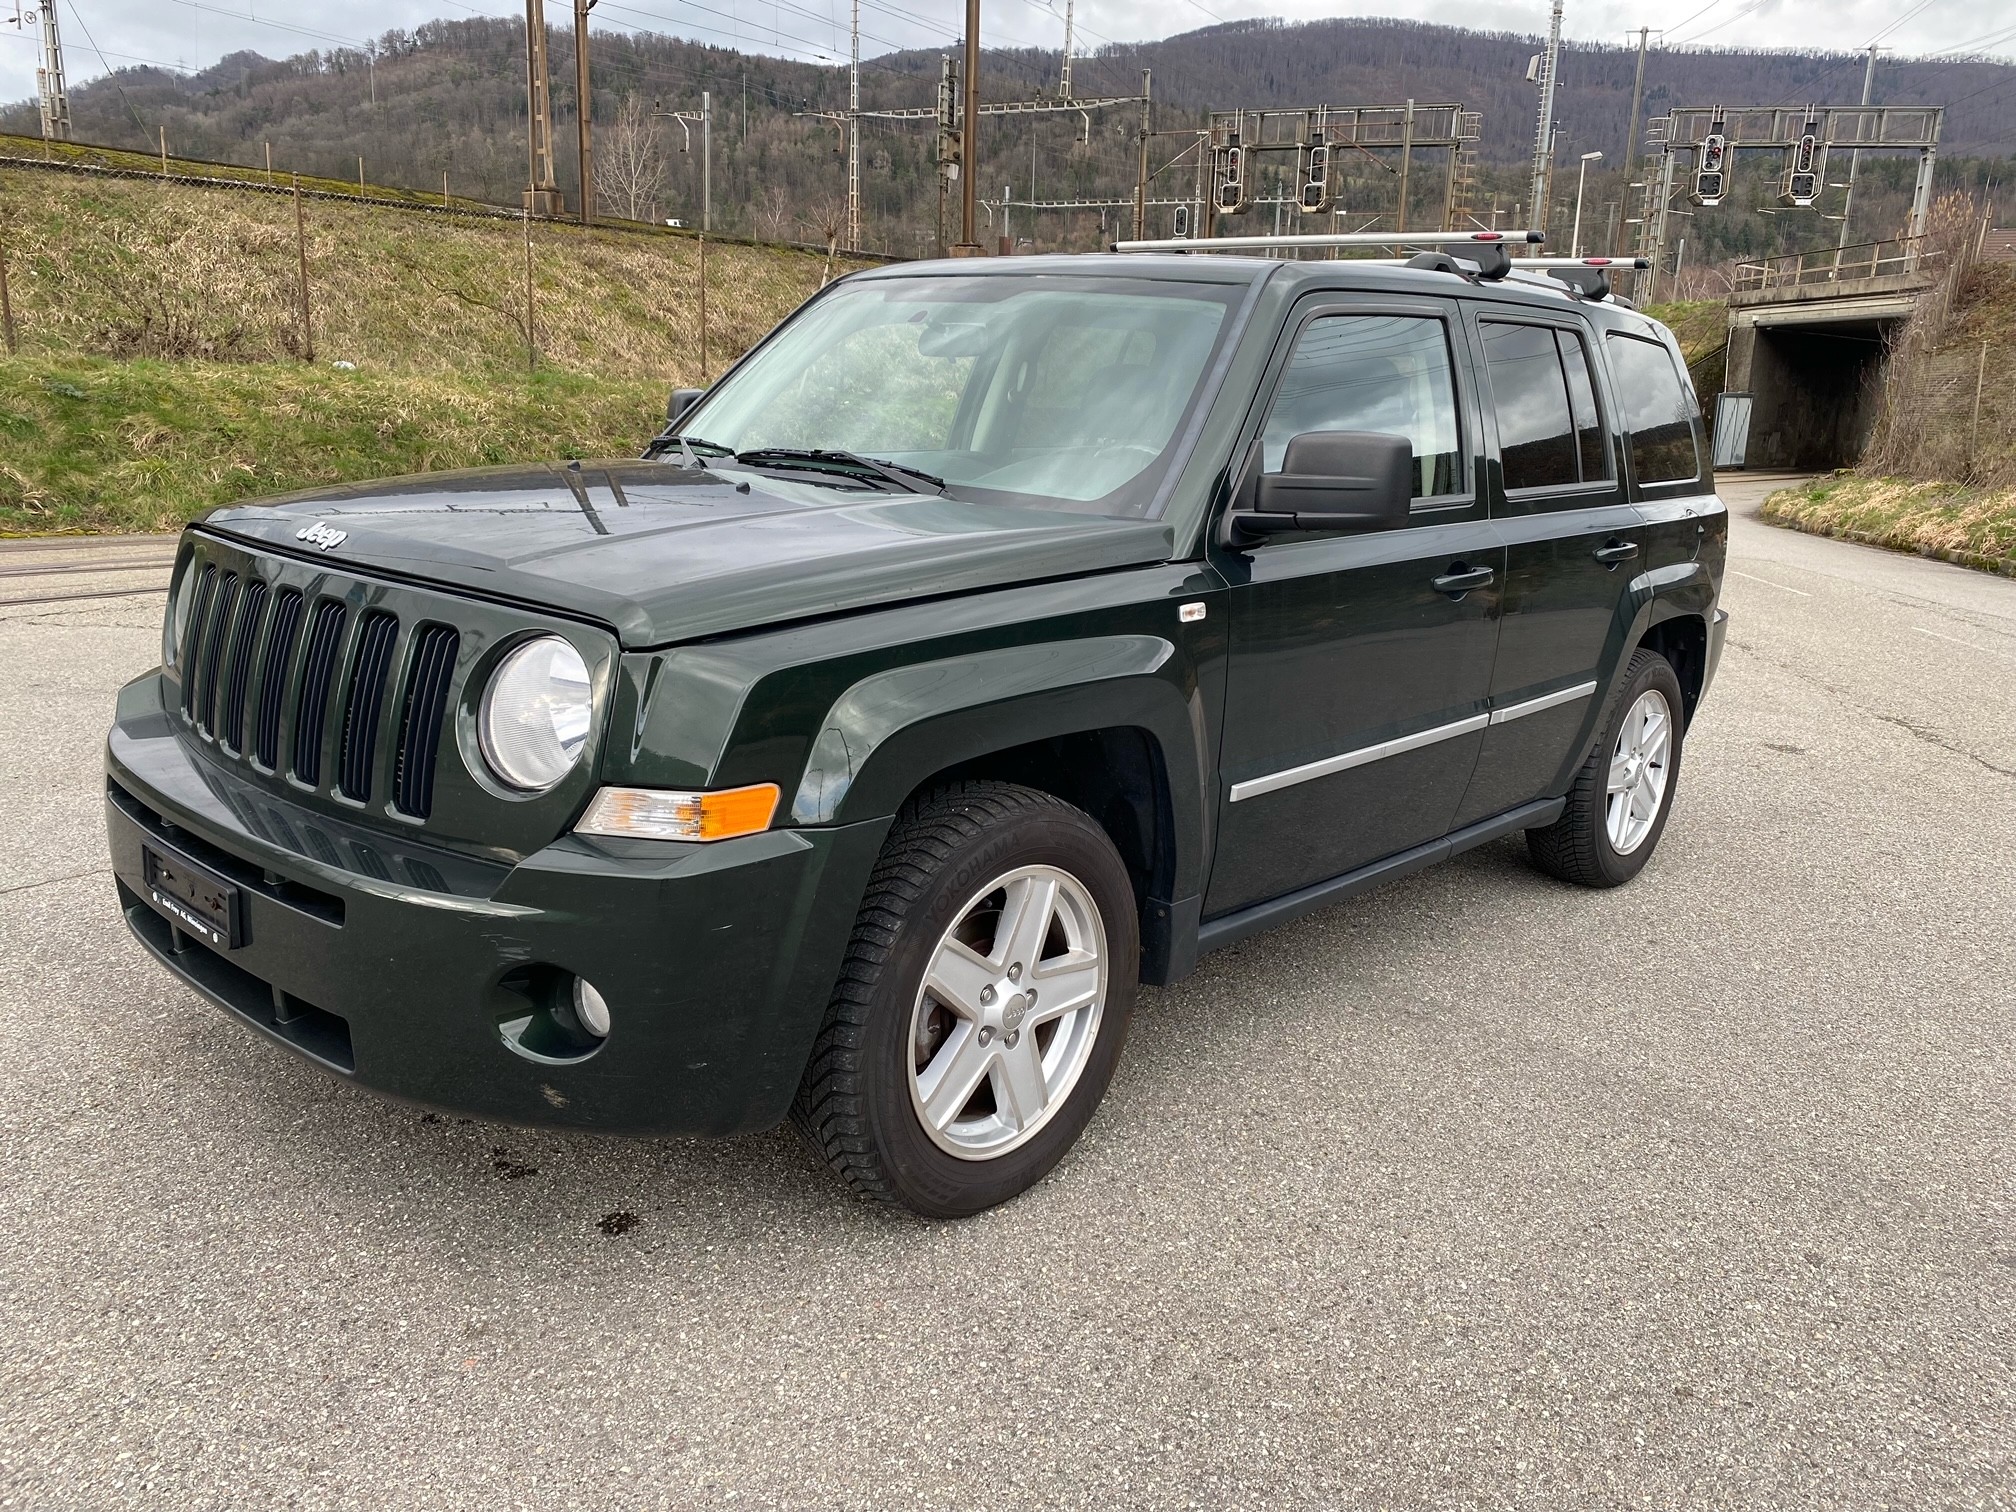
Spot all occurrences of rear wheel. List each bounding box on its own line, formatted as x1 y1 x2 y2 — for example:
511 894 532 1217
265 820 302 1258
1527 647 1685 888
792 781 1137 1217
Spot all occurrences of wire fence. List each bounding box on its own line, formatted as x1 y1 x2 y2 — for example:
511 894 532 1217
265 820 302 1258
0 153 876 386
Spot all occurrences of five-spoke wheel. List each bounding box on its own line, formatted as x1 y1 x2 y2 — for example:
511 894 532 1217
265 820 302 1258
1528 646 1687 888
793 782 1137 1217
1605 688 1673 856
909 865 1108 1159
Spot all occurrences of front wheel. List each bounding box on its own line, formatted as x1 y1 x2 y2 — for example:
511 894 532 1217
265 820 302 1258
1527 647 1686 888
792 781 1138 1217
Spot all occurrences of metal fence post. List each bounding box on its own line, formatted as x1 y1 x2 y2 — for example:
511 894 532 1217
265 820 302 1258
698 231 709 382
0 228 16 356
1970 340 1989 477
293 176 315 364
522 205 538 372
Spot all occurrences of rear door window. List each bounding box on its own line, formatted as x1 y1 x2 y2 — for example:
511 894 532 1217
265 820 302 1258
1480 321 1579 491
1606 334 1702 486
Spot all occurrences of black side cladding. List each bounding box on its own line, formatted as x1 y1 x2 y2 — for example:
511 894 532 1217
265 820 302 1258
219 580 268 753
254 589 305 770
293 600 349 786
338 611 399 802
393 624 459 819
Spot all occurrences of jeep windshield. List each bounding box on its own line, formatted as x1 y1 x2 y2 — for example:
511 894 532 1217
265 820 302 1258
676 272 1243 519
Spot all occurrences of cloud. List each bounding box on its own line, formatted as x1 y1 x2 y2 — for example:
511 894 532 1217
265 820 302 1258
3 0 2010 114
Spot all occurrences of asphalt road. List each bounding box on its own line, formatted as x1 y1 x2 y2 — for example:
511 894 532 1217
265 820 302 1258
2 480 2011 1510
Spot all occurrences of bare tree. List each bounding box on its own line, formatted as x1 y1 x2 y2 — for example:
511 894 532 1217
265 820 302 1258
802 200 844 285
753 184 792 245
594 94 665 224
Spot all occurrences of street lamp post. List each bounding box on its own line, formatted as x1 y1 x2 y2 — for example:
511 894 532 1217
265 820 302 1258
1570 150 1602 257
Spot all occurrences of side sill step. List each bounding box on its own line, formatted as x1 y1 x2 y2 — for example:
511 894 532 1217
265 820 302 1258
1196 796 1565 956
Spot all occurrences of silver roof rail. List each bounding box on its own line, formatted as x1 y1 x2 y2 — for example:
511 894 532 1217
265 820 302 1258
1109 230 1546 254
1341 256 1652 269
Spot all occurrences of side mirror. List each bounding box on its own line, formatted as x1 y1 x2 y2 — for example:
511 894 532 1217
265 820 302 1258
666 387 705 424
1223 431 1414 544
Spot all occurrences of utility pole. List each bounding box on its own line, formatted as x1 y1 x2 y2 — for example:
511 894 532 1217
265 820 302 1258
958 0 981 253
36 2 71 142
1397 98 1415 233
937 56 959 256
1529 0 1563 230
1623 27 1649 191
523 0 564 215
574 0 596 225
1839 44 1879 253
847 0 860 251
1133 70 1152 243
701 90 712 232
1060 0 1075 100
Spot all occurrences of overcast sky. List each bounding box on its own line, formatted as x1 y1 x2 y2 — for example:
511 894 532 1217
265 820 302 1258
5 0 2013 110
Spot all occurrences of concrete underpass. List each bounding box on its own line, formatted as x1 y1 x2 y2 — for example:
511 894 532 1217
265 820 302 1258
1721 277 1928 471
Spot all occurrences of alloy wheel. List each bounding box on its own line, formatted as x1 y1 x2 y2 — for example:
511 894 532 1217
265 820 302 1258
906 865 1108 1160
1606 688 1673 855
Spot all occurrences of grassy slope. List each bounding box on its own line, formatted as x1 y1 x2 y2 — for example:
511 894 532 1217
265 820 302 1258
0 162 865 533
1760 475 2016 576
1760 266 2016 576
0 358 664 534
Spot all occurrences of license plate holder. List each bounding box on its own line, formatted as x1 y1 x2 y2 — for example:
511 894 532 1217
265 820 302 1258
142 843 243 950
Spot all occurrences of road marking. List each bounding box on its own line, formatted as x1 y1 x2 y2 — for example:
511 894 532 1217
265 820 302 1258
1913 625 2014 660
1728 569 1811 596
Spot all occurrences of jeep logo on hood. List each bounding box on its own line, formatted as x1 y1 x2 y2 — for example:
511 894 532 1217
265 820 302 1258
295 521 348 551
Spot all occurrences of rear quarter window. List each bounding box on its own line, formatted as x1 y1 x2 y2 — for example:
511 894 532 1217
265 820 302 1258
1606 333 1701 486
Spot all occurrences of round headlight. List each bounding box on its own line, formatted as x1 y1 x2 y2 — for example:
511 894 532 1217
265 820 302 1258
479 635 592 791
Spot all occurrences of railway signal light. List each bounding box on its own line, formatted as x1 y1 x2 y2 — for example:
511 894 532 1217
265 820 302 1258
1298 141 1332 213
1171 203 1191 238
1692 130 1727 207
1780 127 1820 207
1214 143 1250 215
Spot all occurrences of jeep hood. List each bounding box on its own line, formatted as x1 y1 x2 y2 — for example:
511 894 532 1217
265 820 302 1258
196 461 1177 647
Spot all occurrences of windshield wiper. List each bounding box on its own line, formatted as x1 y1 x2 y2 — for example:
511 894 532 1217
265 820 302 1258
643 430 735 465
732 447 946 496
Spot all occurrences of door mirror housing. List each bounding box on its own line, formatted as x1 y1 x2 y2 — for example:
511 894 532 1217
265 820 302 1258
666 387 706 424
1224 431 1415 545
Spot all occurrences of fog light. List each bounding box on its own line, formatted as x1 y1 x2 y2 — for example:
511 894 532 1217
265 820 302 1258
572 978 611 1038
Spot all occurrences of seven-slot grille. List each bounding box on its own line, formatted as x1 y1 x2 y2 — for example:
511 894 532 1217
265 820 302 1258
174 551 460 820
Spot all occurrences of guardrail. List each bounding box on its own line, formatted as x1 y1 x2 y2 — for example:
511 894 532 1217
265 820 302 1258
1733 237 1937 291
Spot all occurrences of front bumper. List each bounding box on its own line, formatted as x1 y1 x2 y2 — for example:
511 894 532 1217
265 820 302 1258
106 673 890 1136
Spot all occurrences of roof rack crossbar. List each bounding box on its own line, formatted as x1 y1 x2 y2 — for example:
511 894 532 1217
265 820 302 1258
1110 230 1546 253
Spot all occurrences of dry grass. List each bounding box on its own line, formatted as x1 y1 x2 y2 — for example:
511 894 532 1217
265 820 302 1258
0 164 876 533
0 168 867 382
1760 473 2016 576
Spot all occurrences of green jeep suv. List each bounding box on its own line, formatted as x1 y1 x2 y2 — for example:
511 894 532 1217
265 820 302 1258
106 243 1727 1215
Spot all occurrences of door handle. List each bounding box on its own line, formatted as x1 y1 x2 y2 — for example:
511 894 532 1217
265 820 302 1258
1592 539 1640 565
1432 564 1495 596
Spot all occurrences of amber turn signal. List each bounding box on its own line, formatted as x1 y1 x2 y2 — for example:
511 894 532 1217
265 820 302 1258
575 783 780 842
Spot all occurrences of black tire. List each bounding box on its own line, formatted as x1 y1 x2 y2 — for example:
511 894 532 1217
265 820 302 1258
1527 647 1687 888
791 780 1139 1218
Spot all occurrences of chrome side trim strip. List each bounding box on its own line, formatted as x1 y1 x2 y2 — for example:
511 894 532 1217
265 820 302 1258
1487 679 1598 726
1228 712 1490 803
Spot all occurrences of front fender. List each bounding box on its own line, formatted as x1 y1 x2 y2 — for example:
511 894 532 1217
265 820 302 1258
789 635 1213 905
